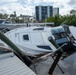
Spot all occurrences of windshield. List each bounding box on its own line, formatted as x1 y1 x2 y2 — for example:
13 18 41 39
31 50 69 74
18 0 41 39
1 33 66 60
51 27 69 44
54 32 67 40
51 27 65 35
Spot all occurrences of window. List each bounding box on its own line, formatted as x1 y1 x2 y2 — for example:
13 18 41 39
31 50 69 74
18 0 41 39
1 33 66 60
33 28 44 30
51 27 65 35
37 45 52 50
23 35 29 40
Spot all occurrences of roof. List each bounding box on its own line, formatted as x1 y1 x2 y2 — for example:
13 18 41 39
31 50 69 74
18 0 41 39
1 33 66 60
0 52 36 75
5 26 52 35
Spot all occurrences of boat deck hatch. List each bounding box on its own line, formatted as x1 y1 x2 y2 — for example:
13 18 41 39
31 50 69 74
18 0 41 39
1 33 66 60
33 28 44 30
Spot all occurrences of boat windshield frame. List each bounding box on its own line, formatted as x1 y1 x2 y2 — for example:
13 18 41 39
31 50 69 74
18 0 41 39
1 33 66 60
51 27 69 44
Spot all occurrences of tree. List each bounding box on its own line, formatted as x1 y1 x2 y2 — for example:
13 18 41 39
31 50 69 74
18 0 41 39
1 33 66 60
0 13 3 19
3 14 8 19
65 15 76 26
46 15 76 26
47 15 66 26
0 13 8 19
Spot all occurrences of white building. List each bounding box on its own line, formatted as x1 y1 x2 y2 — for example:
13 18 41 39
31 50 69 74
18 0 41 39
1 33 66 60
35 6 53 21
53 8 59 16
19 15 32 23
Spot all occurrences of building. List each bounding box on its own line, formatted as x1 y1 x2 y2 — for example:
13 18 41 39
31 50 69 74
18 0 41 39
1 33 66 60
35 6 53 21
53 8 59 16
19 15 32 23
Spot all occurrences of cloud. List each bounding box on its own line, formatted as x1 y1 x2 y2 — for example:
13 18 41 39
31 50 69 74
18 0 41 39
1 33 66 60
68 0 76 9
51 0 73 15
0 0 34 16
68 0 76 5
0 0 75 16
34 0 42 4
0 3 34 16
0 0 18 5
18 0 27 5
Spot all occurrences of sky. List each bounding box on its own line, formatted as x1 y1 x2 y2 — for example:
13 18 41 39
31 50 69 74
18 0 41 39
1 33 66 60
0 0 76 16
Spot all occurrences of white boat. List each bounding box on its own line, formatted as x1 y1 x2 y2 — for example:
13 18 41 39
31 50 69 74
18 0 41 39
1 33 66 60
5 25 76 58
0 19 12 25
5 26 57 57
3 25 76 75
